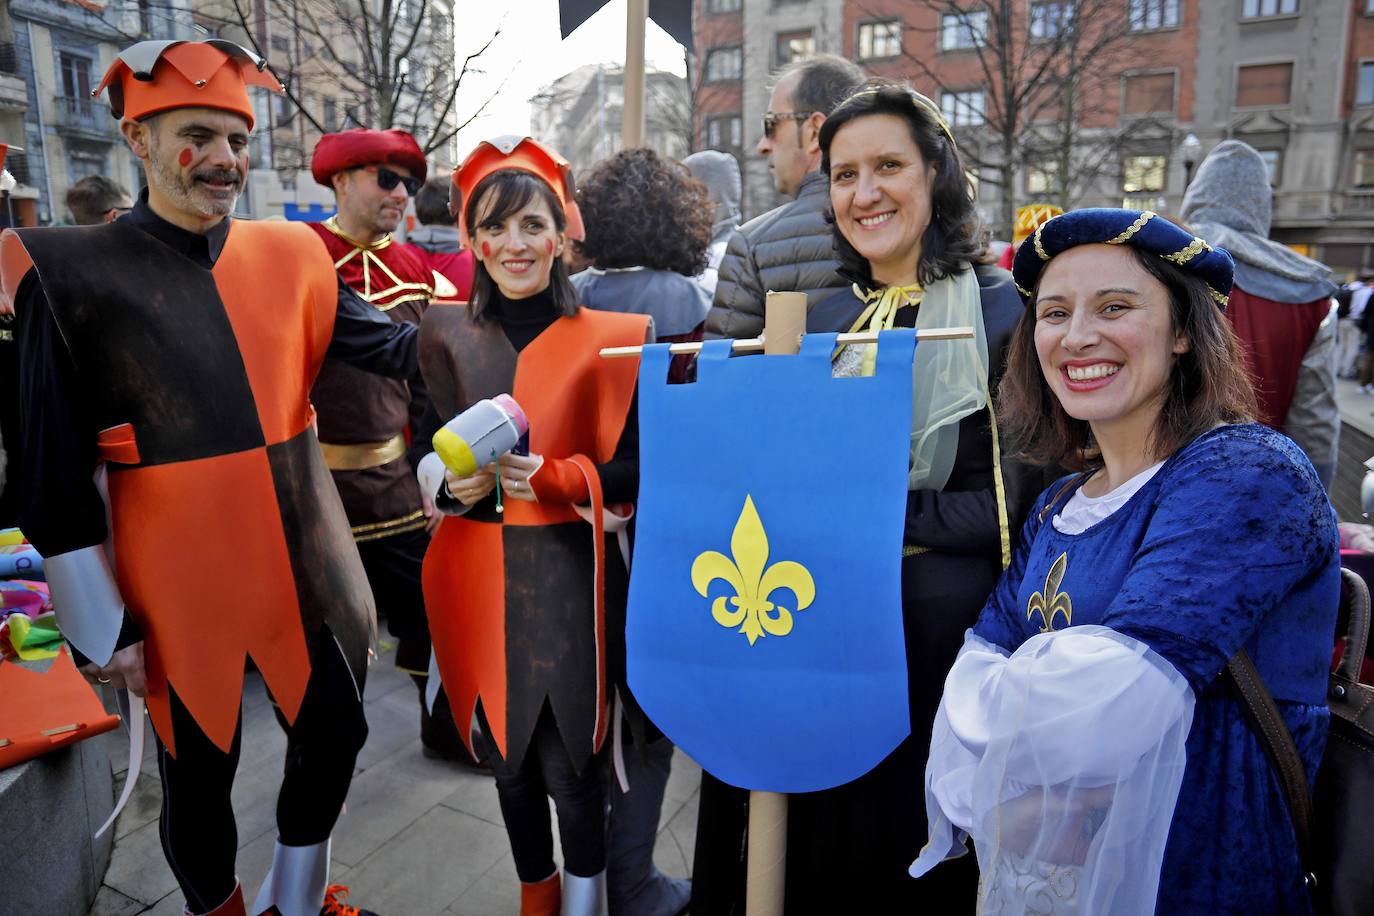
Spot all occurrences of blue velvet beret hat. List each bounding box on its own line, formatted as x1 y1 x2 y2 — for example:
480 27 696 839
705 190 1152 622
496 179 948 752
1011 208 1234 310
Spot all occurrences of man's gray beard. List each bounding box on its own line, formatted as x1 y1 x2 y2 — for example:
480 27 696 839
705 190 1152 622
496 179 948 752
147 137 239 219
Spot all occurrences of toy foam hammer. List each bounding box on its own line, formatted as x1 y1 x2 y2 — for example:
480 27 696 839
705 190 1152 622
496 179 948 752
432 394 529 476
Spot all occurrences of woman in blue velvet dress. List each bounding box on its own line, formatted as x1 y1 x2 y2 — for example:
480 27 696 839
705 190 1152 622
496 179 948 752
911 208 1340 914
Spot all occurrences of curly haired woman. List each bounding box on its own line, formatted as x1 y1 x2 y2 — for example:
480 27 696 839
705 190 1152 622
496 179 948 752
572 147 713 384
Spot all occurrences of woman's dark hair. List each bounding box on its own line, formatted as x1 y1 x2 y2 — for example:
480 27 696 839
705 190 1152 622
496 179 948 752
818 80 987 287
463 168 578 322
997 246 1258 470
576 148 712 275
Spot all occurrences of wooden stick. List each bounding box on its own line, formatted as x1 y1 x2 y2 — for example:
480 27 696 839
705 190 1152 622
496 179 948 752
744 292 806 916
600 325 975 358
622 0 647 147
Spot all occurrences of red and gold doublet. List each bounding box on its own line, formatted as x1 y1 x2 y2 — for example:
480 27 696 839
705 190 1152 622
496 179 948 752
308 217 437 541
2 220 375 755
418 305 646 772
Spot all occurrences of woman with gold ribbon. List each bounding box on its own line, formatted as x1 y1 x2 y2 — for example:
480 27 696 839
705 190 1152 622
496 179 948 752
771 81 1040 910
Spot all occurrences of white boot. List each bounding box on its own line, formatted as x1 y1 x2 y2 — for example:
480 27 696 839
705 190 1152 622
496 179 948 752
561 870 608 916
252 838 330 916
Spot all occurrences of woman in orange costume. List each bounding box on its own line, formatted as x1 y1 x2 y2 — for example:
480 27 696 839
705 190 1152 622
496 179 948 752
415 136 647 916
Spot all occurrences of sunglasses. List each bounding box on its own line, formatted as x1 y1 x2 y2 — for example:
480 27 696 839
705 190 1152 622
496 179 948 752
762 110 812 139
360 165 421 196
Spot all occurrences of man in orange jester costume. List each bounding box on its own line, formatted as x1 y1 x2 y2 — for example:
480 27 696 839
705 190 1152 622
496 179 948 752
4 40 416 916
306 129 471 761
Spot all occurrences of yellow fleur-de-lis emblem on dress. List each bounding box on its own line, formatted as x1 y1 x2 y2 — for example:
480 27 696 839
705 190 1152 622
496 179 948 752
691 495 816 646
1027 551 1072 633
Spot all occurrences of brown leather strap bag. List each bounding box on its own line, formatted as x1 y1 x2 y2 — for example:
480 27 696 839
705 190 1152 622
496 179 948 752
1224 567 1374 916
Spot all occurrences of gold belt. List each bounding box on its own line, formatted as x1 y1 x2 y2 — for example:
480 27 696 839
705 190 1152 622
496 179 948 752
319 434 407 471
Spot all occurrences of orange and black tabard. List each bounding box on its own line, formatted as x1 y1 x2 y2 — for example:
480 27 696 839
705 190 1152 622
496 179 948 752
419 304 646 773
0 220 375 756
309 218 437 540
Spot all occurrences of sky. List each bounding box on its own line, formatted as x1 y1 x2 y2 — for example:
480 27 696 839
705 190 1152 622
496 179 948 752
448 0 688 157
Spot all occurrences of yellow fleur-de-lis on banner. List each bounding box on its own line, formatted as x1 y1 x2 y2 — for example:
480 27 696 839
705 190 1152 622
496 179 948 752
691 495 816 646
1027 551 1072 633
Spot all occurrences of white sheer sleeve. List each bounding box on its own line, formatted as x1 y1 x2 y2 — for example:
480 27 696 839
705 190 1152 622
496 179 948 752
911 626 1195 915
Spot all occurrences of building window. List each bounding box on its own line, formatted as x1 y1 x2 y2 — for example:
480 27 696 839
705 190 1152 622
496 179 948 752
1354 149 1374 187
858 20 902 60
1030 2 1075 40
1235 62 1293 107
1129 0 1180 30
775 30 815 67
940 90 986 126
270 35 290 52
58 52 93 100
706 114 743 151
1367 0 1374 14
1359 61 1374 105
940 11 988 50
1257 149 1282 185
1026 162 1063 196
708 0 741 11
1242 0 1298 18
323 97 337 131
705 46 742 82
274 93 294 127
1122 71 1176 116
1123 154 1167 193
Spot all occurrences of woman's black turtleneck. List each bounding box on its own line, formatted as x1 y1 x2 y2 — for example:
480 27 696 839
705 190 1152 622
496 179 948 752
419 285 640 505
490 285 561 354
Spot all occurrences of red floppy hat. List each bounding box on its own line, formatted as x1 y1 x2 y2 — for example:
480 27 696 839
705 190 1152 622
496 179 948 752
311 128 428 188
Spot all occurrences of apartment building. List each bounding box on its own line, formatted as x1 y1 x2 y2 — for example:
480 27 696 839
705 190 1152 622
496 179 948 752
530 63 691 175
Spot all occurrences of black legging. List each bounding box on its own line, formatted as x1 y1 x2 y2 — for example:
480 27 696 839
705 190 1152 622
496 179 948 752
480 703 607 883
155 628 368 913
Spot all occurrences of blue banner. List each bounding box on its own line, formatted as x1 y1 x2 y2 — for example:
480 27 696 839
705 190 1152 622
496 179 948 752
628 331 915 792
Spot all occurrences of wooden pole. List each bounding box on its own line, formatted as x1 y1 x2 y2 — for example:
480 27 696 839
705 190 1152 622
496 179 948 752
742 290 808 916
599 325 974 359
622 0 648 148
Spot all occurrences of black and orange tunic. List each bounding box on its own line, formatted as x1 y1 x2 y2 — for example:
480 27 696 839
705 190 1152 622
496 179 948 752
419 292 646 773
7 199 415 756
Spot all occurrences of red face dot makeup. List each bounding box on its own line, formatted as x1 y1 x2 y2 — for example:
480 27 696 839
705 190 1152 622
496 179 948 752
178 148 194 168
481 241 491 258
545 239 554 256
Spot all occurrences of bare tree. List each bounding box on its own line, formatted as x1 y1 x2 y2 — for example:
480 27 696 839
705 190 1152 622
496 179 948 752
869 0 1161 237
197 0 502 159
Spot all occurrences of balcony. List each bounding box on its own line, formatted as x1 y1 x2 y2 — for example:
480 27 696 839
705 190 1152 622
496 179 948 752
52 95 115 140
0 42 26 112
1341 189 1374 216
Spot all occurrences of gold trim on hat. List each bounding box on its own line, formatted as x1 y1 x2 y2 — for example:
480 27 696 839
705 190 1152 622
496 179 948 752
1032 221 1051 261
1162 236 1211 266
1104 211 1155 246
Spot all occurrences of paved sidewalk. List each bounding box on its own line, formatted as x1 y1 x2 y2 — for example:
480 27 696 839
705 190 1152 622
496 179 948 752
86 644 699 916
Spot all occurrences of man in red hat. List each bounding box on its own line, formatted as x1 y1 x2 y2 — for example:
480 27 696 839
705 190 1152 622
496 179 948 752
4 39 412 916
306 129 475 765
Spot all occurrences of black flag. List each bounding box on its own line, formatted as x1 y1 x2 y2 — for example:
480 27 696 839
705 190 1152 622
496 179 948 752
557 0 693 51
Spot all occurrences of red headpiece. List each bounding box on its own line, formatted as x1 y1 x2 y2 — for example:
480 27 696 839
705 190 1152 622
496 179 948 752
452 136 583 247
311 129 428 188
95 40 282 129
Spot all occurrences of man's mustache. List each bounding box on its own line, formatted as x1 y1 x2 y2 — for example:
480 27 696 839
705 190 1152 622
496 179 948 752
192 169 241 186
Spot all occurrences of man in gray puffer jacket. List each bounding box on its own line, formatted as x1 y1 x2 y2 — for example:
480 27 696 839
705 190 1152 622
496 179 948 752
707 54 865 339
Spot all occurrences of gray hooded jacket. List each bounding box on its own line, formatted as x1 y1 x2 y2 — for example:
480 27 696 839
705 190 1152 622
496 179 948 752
1181 140 1339 483
706 170 844 339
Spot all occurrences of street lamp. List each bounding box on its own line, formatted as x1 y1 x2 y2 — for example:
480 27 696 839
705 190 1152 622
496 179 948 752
1180 133 1203 191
